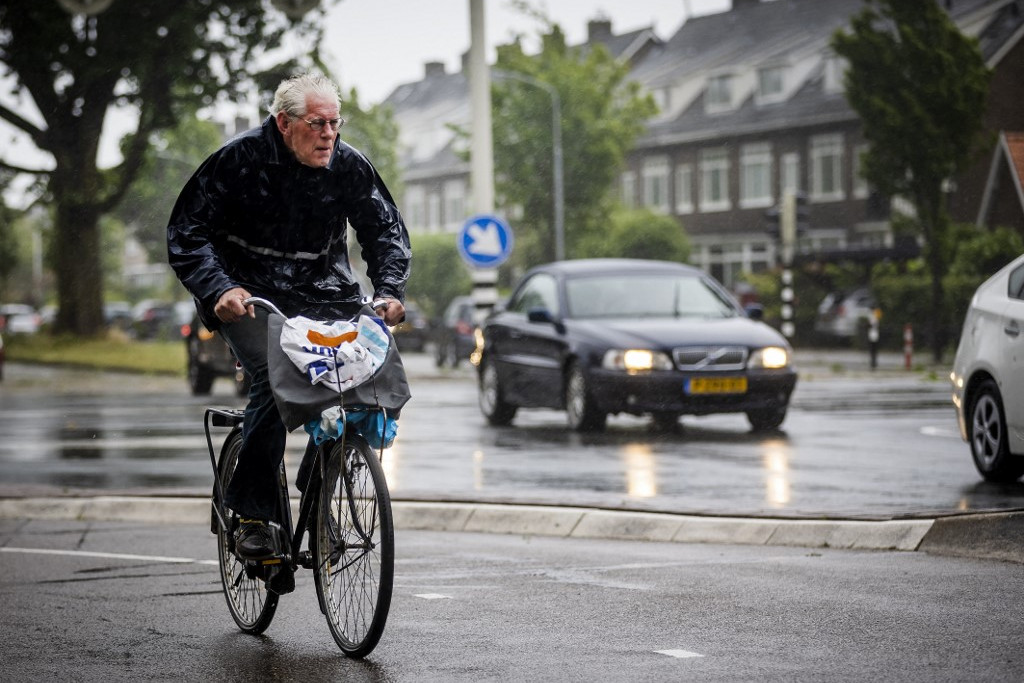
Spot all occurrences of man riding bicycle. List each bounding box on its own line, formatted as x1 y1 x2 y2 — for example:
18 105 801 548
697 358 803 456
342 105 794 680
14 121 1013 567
167 72 410 561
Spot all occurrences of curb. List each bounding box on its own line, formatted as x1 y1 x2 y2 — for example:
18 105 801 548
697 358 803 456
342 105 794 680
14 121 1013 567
0 496 933 552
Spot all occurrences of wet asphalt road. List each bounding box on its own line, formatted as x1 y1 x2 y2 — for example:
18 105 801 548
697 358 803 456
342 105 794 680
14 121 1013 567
1 350 1023 519
3 519 1024 682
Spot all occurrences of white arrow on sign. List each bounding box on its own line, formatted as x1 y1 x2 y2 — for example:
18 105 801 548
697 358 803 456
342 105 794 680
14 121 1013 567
466 221 504 257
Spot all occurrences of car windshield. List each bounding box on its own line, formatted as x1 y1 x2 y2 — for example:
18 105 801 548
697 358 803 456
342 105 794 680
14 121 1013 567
565 273 739 320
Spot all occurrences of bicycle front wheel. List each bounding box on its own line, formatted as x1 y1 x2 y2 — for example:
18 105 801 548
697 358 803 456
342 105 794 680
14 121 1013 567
312 434 394 657
216 430 279 634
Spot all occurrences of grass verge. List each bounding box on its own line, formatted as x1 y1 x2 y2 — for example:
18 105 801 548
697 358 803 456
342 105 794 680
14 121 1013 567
4 333 185 375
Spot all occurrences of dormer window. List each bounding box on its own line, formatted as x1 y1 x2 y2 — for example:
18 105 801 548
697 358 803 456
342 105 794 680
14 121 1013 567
706 74 734 112
823 55 845 94
757 65 785 104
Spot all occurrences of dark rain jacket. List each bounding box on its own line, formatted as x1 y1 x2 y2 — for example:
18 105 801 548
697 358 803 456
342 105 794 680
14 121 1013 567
166 116 411 329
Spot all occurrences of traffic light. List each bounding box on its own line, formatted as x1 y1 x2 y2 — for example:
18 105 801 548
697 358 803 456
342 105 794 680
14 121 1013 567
765 192 809 244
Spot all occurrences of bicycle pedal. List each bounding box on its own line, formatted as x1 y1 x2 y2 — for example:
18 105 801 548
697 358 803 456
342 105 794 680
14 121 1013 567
296 550 315 570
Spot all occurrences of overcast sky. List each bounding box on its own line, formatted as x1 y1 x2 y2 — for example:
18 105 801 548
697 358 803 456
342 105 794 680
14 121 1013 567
1 0 733 204
322 0 731 103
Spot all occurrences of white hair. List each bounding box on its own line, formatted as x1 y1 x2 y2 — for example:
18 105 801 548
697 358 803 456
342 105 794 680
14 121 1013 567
269 72 341 117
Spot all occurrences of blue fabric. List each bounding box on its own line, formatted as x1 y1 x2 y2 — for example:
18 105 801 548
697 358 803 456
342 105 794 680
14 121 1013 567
304 410 398 449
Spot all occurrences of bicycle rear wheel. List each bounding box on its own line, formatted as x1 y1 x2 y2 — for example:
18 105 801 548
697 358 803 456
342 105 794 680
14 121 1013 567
216 429 279 634
312 434 394 657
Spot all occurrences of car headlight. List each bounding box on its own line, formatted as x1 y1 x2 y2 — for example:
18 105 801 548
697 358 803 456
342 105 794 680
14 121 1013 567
749 346 789 369
602 349 674 372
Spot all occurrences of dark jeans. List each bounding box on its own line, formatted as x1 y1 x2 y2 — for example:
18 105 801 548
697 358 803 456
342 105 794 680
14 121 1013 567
218 310 290 521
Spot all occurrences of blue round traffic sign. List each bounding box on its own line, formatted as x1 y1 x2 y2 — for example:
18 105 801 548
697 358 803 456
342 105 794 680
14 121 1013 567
457 214 513 268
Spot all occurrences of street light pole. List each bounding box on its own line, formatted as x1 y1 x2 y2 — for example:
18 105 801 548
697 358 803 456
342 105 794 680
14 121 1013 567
493 70 565 262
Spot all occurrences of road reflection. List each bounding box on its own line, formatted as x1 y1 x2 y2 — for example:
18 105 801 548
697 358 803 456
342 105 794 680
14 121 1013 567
761 438 791 508
622 444 657 498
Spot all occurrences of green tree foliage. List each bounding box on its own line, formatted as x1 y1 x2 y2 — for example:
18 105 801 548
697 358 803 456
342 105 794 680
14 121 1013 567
404 233 471 320
577 207 691 262
831 0 992 360
114 117 224 264
0 1 337 335
492 23 657 269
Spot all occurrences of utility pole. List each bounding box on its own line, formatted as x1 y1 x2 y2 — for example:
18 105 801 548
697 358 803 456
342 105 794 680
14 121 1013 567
468 0 498 321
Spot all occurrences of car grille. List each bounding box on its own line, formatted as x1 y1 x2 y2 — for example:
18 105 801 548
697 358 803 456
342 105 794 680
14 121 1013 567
673 345 748 371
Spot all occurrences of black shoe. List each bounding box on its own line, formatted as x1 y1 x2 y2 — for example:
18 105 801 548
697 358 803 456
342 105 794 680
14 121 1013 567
234 518 276 560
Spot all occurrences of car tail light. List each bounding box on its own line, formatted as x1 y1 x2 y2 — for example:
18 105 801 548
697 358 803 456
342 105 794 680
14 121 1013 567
180 323 192 338
456 321 472 335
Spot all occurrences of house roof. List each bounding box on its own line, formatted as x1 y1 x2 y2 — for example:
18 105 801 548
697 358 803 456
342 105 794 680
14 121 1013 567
383 0 1024 175
977 131 1024 227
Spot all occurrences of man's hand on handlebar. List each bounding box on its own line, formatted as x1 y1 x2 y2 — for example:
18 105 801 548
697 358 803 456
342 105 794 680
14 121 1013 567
372 297 405 326
215 287 255 323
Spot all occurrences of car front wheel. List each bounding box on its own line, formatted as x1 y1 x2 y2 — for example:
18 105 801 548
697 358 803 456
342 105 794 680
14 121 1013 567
969 380 1024 482
565 361 606 432
747 406 787 432
479 357 516 426
188 341 215 396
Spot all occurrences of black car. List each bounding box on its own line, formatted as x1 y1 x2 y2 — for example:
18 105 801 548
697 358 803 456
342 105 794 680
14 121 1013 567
475 258 797 432
182 313 249 396
434 295 477 368
390 301 430 353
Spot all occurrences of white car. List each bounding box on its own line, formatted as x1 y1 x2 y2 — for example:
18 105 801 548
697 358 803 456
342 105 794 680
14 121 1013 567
951 253 1024 481
0 303 41 335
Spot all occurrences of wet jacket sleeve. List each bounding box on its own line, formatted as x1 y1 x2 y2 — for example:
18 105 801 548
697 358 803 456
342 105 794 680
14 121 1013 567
347 159 411 302
166 151 241 319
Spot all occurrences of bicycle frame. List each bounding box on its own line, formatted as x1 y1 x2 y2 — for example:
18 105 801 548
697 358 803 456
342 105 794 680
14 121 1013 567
205 405 388 574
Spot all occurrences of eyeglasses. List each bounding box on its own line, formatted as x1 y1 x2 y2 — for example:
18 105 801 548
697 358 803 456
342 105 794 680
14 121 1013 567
298 116 345 132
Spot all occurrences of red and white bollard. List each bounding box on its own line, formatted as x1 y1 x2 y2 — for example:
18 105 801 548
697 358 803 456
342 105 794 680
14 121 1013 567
903 323 913 370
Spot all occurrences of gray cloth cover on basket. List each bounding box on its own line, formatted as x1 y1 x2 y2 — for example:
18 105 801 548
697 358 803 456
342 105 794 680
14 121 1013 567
266 312 412 431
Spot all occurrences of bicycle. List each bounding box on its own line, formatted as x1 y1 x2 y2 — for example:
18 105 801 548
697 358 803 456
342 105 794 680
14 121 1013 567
204 297 396 657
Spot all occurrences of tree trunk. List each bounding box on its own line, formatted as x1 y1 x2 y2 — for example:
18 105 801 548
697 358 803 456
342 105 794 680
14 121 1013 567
52 200 105 338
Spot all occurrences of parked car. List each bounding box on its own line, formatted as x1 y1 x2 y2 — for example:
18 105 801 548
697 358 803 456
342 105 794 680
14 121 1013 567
132 299 179 340
814 288 876 338
390 301 430 353
0 303 41 335
951 253 1024 482
0 331 5 381
435 295 477 368
475 258 797 432
182 312 249 397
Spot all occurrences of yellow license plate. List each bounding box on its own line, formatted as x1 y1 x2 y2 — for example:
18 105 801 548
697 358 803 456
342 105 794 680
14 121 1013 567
685 377 748 394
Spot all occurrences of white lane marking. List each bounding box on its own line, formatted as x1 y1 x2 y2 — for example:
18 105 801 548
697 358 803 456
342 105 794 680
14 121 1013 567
414 593 453 600
1 546 217 566
655 649 705 659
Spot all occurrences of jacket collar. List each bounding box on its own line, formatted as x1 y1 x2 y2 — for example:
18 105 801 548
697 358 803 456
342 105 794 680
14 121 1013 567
260 115 340 171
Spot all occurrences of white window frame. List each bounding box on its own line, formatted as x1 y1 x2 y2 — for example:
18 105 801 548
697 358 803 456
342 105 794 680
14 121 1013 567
675 163 694 215
810 134 845 202
404 185 426 231
642 156 671 214
706 74 734 113
621 171 637 209
427 192 442 232
852 144 870 199
740 143 773 209
756 65 785 104
699 147 731 212
443 179 465 231
824 55 845 95
780 152 801 195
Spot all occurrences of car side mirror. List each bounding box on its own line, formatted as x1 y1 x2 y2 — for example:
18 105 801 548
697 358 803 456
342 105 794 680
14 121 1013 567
745 303 764 321
527 307 556 324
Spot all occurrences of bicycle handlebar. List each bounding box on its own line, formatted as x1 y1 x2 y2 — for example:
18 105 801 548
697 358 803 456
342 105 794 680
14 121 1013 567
242 296 285 317
242 296 390 319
